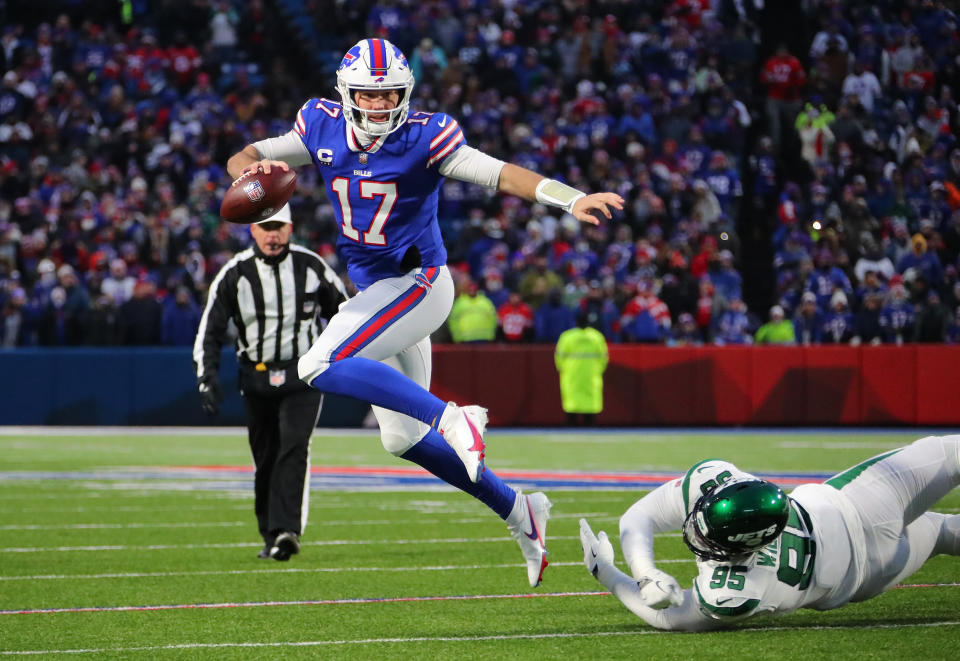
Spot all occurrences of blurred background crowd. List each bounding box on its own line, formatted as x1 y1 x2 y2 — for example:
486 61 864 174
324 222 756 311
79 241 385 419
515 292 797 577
1 0 959 349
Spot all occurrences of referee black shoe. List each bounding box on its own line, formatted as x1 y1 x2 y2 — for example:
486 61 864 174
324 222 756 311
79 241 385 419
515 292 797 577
257 543 271 559
270 532 300 561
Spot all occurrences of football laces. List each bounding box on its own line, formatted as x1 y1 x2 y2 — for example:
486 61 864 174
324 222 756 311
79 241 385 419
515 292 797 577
231 168 259 187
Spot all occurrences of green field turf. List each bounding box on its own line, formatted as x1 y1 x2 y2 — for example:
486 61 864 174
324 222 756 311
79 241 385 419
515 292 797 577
0 428 957 659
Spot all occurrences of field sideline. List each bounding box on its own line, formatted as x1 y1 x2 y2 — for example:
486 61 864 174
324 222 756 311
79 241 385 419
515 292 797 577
0 427 957 659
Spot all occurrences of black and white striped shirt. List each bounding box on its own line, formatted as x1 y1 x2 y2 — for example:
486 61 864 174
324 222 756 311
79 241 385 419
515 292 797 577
193 244 347 382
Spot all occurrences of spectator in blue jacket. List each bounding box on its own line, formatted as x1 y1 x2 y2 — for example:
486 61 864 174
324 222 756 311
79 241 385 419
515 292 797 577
806 251 853 311
579 281 620 342
713 297 753 345
711 249 743 303
794 291 824 345
822 291 855 343
617 101 657 145
852 292 885 346
535 289 576 343
162 286 201 346
669 312 703 346
880 278 916 345
897 233 943 288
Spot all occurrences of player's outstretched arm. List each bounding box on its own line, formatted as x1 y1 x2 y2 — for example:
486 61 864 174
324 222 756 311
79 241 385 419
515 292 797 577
619 480 687 601
497 163 624 226
226 145 292 180
579 519 716 631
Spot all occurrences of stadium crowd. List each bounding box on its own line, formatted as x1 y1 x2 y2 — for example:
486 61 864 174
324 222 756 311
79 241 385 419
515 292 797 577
1 0 959 348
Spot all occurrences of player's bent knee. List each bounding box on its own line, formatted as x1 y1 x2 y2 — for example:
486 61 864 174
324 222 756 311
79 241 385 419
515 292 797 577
381 432 417 456
297 350 330 383
917 434 958 457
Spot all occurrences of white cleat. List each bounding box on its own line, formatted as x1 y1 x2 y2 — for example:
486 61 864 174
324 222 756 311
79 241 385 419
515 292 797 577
508 491 552 587
439 403 487 483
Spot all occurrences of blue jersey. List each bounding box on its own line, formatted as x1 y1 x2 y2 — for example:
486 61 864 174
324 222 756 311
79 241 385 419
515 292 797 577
295 98 464 289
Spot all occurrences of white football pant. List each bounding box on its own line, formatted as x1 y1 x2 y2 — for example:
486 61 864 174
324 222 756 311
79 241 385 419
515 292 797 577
845 435 960 600
298 266 454 456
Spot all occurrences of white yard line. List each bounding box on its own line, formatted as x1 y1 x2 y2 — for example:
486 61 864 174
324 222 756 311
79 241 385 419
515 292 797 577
1 619 958 655
0 560 632 582
0 534 587 553
0 522 246 531
0 427 378 437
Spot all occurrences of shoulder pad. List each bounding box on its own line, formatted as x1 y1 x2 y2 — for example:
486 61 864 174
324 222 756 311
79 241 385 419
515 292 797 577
416 112 466 167
295 98 343 136
680 459 741 512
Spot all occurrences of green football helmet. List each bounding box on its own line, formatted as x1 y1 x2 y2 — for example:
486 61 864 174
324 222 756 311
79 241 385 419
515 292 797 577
682 479 789 561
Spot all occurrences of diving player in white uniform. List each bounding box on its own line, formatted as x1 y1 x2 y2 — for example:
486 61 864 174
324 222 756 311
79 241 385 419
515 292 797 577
579 435 960 629
225 38 624 587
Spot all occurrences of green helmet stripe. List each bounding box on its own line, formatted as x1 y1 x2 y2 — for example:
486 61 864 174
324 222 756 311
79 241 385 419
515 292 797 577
825 450 900 489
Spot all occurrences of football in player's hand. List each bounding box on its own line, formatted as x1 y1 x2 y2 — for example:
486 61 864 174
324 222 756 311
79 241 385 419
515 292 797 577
220 167 298 224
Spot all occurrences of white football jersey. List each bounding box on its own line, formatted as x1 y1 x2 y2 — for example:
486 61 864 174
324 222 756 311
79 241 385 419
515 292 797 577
679 462 865 622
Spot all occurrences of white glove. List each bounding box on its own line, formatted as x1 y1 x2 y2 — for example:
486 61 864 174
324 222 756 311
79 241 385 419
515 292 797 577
635 567 683 609
579 518 614 578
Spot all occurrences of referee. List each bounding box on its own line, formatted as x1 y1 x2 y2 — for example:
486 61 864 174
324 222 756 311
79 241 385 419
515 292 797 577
193 204 347 561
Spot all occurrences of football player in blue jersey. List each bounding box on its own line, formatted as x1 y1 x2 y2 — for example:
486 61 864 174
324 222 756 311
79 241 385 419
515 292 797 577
225 38 623 588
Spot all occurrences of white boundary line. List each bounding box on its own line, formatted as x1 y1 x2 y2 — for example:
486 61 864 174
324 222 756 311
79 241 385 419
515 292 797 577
2 620 959 655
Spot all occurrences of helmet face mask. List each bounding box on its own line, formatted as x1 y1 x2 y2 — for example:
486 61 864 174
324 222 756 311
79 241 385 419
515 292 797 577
682 479 790 561
336 38 414 137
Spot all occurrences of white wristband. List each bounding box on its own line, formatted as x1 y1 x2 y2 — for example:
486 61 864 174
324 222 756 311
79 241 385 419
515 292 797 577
535 178 586 214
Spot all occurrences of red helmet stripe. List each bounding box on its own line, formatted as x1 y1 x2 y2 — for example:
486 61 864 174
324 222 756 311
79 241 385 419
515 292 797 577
368 38 387 75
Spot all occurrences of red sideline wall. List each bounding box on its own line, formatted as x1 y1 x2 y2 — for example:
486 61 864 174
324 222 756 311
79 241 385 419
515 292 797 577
430 345 960 427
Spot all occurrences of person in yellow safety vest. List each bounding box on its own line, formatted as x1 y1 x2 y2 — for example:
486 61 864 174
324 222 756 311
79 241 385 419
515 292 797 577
794 100 834 132
555 313 609 426
448 280 498 343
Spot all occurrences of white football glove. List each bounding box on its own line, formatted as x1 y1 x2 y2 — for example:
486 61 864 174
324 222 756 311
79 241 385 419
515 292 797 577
635 567 683 609
579 518 614 578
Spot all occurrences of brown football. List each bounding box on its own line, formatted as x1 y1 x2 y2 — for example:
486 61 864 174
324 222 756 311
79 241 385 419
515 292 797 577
220 167 298 224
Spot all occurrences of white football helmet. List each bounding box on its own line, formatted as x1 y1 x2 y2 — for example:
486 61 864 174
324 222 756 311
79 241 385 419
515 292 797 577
336 38 414 137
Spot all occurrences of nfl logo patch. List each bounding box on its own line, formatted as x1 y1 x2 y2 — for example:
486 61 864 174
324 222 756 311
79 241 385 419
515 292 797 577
359 153 368 165
269 369 287 387
243 180 266 203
